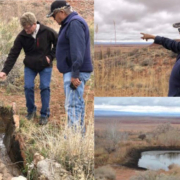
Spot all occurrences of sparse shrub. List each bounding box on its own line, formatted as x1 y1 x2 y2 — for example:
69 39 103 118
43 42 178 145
0 17 24 91
163 58 170 64
127 62 135 69
114 49 121 56
20 121 94 179
102 123 128 154
136 83 143 88
106 47 111 57
95 153 109 167
119 59 127 66
133 65 145 73
140 58 153 66
152 123 174 135
170 51 177 58
138 134 146 140
130 170 180 180
129 49 138 56
95 166 116 180
146 123 180 146
94 37 174 96
0 17 20 54
142 48 147 52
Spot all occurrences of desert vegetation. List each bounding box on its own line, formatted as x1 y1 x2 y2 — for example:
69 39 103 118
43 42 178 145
0 1 94 179
19 119 94 179
95 166 116 180
0 18 24 91
94 44 175 96
130 169 180 180
95 121 180 180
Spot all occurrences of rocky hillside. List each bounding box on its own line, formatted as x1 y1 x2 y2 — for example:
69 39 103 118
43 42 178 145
0 0 94 32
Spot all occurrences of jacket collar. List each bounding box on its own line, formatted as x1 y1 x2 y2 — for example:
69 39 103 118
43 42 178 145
61 12 78 26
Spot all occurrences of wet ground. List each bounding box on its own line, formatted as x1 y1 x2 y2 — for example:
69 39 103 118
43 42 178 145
0 133 20 179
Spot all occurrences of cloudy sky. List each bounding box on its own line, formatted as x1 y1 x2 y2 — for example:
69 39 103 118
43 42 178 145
94 97 180 115
95 0 180 42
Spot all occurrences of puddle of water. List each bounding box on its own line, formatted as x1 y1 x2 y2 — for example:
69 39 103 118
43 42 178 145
0 133 10 162
0 134 4 147
138 151 180 171
0 132 21 176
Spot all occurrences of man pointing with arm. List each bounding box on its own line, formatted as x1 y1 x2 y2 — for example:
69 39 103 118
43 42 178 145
141 29 180 97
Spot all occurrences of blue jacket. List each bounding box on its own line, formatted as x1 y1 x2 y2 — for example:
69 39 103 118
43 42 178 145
155 36 180 96
56 12 93 78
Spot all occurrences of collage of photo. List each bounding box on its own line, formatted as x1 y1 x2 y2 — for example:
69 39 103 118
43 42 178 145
0 0 180 180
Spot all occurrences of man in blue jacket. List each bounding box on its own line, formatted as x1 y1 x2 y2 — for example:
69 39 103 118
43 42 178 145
141 30 180 97
47 1 93 130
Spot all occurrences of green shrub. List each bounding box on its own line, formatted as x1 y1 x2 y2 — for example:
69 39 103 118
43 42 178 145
0 17 24 91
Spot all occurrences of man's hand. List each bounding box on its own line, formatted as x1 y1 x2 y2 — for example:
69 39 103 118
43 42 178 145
71 77 81 88
46 56 50 64
0 72 7 81
141 33 155 41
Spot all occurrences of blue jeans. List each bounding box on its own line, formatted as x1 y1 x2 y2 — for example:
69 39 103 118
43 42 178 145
24 67 52 117
63 72 91 128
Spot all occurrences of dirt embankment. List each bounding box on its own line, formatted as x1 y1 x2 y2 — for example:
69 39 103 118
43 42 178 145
0 0 94 31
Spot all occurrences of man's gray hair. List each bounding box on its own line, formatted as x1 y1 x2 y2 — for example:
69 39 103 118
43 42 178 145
20 12 37 27
52 6 72 15
63 6 73 15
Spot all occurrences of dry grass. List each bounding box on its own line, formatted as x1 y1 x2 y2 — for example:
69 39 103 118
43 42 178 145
95 165 116 180
95 123 129 167
19 119 94 179
146 123 180 146
94 45 175 96
130 170 180 180
95 123 180 167
0 17 24 92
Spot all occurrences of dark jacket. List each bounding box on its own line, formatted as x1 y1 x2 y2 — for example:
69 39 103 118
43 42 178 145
155 36 180 96
56 12 93 78
2 22 58 74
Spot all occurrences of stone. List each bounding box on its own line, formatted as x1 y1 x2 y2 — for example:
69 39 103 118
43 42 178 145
13 115 19 129
37 159 73 180
11 176 27 180
37 159 51 178
33 152 44 167
3 173 13 180
11 167 21 177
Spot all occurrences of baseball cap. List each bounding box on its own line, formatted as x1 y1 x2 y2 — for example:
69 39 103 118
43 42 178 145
47 1 70 18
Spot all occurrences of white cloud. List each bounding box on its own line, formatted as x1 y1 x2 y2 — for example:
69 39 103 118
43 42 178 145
95 105 180 114
95 0 180 42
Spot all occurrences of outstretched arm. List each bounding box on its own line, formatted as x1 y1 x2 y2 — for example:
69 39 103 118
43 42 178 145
141 32 180 53
1 35 22 75
140 33 155 41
